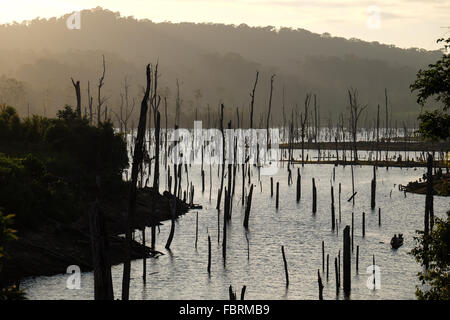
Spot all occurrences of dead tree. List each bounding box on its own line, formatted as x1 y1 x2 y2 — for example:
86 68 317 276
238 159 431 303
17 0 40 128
339 113 346 162
314 94 320 162
424 153 435 269
343 225 351 296
371 166 376 209
300 94 311 167
87 81 93 124
348 88 368 162
281 245 289 287
164 97 168 170
266 74 275 146
385 88 389 161
151 64 162 193
216 104 225 210
376 104 380 164
122 64 151 301
165 197 177 249
89 203 114 300
249 71 259 129
71 78 81 118
282 85 286 141
243 184 254 229
117 77 136 134
97 55 106 126
318 270 324 300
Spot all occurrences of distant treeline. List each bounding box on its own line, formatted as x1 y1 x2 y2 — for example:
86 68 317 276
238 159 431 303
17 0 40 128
0 7 442 127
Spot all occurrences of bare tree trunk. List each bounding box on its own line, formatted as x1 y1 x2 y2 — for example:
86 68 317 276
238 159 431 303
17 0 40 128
376 104 380 164
301 94 311 167
348 88 367 162
266 74 275 147
385 88 389 161
153 111 161 192
71 78 81 118
216 104 225 210
282 85 286 142
164 97 168 170
89 202 114 300
97 55 106 126
165 197 177 249
87 81 93 125
249 71 259 129
122 64 151 301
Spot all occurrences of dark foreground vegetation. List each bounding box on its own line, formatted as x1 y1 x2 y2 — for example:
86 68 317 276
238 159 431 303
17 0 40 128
409 38 450 300
0 105 189 298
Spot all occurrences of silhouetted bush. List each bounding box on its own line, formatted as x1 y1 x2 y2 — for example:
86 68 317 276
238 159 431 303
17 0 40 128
0 105 128 227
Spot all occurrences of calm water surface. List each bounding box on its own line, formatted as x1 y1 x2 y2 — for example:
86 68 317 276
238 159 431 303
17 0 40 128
22 149 448 300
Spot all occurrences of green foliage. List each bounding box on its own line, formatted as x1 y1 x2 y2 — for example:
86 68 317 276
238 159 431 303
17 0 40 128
410 38 450 110
0 105 21 139
0 105 128 227
410 212 450 300
417 110 450 141
21 115 52 143
410 38 450 141
0 153 79 226
0 209 17 263
0 209 26 300
0 284 26 300
45 106 128 195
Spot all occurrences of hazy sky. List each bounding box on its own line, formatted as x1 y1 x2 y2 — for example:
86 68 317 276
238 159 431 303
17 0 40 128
1 0 449 50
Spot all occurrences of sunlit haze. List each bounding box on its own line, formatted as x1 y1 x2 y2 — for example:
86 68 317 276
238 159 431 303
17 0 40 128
1 0 449 50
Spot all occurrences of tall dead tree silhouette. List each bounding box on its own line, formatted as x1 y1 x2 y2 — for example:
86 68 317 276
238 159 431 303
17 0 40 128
87 81 93 124
249 71 259 129
97 55 106 126
300 94 311 167
114 77 136 133
71 78 81 117
348 88 368 162
151 63 162 192
266 74 275 146
216 104 225 210
122 64 151 301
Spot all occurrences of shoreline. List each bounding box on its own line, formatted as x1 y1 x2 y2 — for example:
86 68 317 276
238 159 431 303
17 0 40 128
279 140 450 152
285 159 449 169
0 188 195 286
